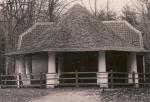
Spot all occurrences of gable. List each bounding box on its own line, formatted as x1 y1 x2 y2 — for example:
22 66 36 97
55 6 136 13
103 21 143 48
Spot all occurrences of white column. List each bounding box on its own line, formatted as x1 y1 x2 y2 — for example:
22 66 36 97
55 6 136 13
25 56 32 85
47 52 57 88
15 56 26 88
127 52 139 87
97 51 108 88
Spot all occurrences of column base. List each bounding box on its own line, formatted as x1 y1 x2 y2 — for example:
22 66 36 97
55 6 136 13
135 83 139 88
24 75 31 86
97 73 108 88
128 73 133 83
128 73 139 88
46 74 59 88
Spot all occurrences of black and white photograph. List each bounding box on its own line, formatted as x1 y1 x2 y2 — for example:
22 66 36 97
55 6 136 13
0 0 150 102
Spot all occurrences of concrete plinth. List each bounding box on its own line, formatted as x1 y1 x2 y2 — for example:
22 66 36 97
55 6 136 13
46 74 59 88
97 73 108 87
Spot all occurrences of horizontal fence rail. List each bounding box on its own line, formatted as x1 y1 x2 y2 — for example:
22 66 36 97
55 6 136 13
0 71 150 88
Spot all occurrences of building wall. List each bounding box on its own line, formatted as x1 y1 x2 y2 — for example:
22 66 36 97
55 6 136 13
32 54 48 80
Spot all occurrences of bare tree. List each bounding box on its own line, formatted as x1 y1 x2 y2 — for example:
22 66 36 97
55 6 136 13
135 0 150 48
0 0 35 52
34 0 77 22
135 0 150 29
121 5 138 26
97 9 116 21
133 0 150 70
0 0 77 74
0 0 36 74
80 0 117 20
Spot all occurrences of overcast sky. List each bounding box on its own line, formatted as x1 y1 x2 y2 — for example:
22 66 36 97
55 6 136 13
79 0 136 13
0 0 136 14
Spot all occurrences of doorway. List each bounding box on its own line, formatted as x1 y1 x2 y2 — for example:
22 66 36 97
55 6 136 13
58 52 98 86
106 51 128 87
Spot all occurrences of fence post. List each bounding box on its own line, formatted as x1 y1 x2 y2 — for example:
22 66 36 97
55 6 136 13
19 73 21 88
110 70 113 88
30 74 33 87
4 75 7 88
0 74 2 88
132 71 135 87
19 73 23 88
75 70 79 87
40 72 43 88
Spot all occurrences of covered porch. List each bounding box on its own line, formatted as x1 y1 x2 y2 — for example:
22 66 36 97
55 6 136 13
15 51 144 88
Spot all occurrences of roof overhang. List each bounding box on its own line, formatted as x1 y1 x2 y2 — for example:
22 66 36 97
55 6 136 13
5 47 149 56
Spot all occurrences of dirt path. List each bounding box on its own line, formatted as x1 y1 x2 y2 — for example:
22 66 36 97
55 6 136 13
29 88 100 102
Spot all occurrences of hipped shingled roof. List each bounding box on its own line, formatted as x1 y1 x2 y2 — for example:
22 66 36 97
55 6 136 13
7 4 147 55
102 21 143 48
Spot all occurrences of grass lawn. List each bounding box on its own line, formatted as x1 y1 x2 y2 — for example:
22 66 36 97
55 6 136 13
0 88 50 102
100 88 150 102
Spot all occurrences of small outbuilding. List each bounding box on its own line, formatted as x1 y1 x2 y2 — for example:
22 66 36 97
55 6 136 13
7 4 148 88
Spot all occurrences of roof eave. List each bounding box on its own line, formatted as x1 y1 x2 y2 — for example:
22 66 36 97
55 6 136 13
5 47 149 56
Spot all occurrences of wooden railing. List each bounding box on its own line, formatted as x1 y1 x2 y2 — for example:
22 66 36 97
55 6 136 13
0 71 150 88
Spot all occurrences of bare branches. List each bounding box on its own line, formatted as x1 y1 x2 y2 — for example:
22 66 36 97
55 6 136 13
121 5 138 26
36 0 45 22
80 0 87 9
55 0 77 20
0 0 79 52
97 9 116 21
88 0 94 15
0 0 35 52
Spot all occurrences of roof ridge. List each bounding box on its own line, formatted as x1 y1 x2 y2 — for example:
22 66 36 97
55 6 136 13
124 21 141 34
102 20 126 23
60 3 91 20
17 22 54 50
35 22 54 25
20 22 53 37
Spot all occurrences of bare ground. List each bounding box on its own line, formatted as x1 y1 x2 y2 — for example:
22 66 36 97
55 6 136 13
29 88 100 102
0 88 50 102
28 88 150 102
2 87 150 102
